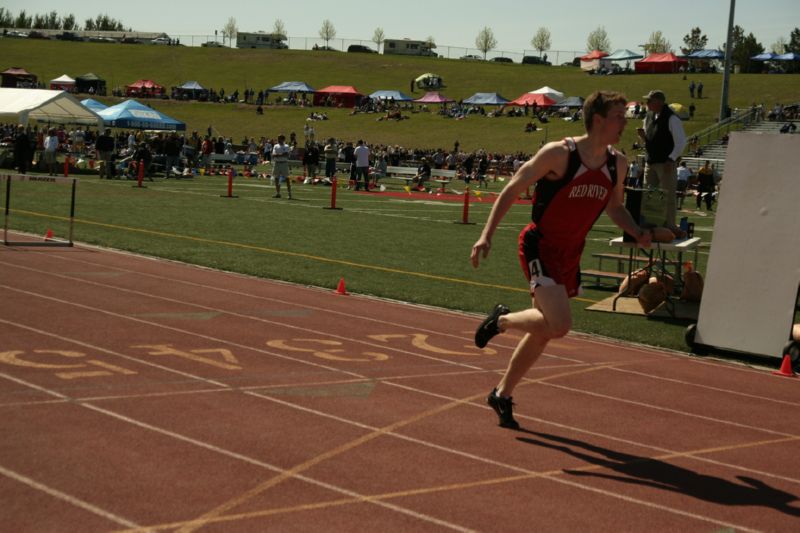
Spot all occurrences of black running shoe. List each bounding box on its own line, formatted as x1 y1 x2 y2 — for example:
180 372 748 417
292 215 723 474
475 304 510 348
487 388 520 429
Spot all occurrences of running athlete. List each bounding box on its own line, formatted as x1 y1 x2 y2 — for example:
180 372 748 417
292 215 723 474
470 91 652 429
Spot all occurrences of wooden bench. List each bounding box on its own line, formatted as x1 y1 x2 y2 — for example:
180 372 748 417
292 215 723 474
385 165 419 188
581 269 628 287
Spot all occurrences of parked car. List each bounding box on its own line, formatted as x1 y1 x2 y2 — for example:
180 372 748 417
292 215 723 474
201 41 224 48
88 36 116 43
57 32 83 42
313 44 338 51
151 37 171 45
491 57 513 63
522 55 551 66
347 44 377 54
560 57 582 67
460 54 482 61
4 30 29 38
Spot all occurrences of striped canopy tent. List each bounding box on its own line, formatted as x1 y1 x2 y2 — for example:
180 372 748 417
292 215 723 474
0 88 103 126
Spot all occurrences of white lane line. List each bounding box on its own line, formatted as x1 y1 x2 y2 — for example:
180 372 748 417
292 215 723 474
0 458 140 529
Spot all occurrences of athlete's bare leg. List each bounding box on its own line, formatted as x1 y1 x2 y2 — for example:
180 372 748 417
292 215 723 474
495 283 572 397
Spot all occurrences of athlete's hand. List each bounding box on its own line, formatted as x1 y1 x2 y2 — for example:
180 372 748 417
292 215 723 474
471 236 491 268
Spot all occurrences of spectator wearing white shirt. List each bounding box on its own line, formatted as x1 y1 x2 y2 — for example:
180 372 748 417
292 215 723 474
271 134 292 199
636 90 686 234
42 128 59 176
353 140 370 191
675 161 693 209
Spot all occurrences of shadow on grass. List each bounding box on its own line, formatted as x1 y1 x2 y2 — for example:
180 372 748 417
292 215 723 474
516 429 800 517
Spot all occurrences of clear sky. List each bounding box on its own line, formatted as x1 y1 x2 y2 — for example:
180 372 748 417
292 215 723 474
2 0 796 53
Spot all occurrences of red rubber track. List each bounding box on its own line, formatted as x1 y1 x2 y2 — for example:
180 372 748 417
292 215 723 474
1 236 798 532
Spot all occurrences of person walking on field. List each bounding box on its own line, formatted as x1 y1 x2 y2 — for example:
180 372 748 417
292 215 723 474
470 91 652 429
271 134 292 199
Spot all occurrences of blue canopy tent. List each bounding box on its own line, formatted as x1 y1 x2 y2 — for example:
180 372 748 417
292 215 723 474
750 52 778 61
80 98 108 112
97 99 186 131
774 52 800 61
175 80 208 100
463 92 509 105
268 81 316 93
687 49 725 59
369 90 413 101
605 49 643 61
552 96 584 108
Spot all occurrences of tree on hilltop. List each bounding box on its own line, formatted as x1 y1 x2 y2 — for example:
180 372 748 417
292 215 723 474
372 27 385 53
273 19 287 39
586 26 610 52
475 26 497 59
222 17 238 47
531 27 551 57
319 19 336 48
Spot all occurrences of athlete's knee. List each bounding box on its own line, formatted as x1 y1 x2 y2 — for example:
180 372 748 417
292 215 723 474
542 313 571 339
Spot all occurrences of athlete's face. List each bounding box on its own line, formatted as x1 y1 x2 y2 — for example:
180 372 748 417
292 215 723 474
598 103 627 144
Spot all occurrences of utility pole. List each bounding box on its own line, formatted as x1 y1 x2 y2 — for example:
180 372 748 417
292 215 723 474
720 0 736 121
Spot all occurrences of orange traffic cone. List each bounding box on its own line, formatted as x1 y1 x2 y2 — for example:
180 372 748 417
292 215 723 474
335 277 348 295
44 228 54 241
772 354 797 378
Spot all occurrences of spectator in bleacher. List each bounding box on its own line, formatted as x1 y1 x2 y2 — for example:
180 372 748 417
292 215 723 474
676 161 693 209
695 160 715 210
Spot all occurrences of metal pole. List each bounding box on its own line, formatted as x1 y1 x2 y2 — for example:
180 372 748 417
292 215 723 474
68 178 76 245
720 0 736 121
3 176 10 244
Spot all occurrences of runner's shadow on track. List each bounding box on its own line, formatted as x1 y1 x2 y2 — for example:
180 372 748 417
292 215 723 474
516 430 800 517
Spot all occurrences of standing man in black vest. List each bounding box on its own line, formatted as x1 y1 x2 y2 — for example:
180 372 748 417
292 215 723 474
637 90 686 234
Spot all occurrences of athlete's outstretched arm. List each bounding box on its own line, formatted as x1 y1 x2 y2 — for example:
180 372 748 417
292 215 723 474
471 143 566 268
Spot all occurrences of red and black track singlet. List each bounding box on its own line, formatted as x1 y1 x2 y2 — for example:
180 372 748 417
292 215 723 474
518 138 618 296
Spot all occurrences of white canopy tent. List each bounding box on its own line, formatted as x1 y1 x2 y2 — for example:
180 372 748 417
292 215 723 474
530 86 564 101
49 74 76 90
0 88 103 127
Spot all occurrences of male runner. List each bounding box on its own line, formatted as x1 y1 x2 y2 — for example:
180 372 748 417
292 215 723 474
470 91 652 429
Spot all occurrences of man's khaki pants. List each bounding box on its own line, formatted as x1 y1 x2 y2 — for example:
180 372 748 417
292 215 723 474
644 159 677 228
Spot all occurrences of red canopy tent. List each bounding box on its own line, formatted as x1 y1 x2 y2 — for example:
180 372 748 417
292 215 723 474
634 53 688 74
413 91 454 104
313 85 363 108
507 93 556 108
580 50 611 72
126 79 165 98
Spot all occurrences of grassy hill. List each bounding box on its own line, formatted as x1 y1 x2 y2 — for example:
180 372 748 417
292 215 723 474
4 39 798 152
